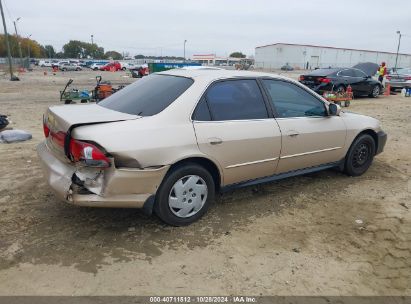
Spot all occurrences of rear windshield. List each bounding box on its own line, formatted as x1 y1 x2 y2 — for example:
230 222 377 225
98 74 194 116
306 68 340 76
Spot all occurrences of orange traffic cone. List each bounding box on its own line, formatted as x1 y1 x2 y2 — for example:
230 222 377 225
384 83 391 96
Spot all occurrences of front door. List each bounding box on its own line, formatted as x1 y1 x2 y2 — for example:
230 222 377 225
192 79 282 186
261 79 347 173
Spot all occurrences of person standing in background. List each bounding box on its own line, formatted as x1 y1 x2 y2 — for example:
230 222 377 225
377 62 387 83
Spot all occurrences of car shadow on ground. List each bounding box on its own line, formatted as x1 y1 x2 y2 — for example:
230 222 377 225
0 160 397 274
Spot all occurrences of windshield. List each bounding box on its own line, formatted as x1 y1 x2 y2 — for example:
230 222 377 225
98 74 194 116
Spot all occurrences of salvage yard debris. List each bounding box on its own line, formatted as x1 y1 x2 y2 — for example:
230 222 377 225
0 129 32 143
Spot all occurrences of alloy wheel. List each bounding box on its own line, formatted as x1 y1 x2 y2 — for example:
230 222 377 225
372 86 380 97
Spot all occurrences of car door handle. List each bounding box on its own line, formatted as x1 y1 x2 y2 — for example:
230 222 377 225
286 131 299 137
208 137 223 145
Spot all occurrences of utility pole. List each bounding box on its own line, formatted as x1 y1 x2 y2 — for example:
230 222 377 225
27 34 32 68
27 34 32 59
183 39 187 62
13 17 23 68
394 30 402 71
91 34 94 58
0 0 17 80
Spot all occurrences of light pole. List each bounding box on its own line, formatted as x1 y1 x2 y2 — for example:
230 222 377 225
0 0 16 80
183 39 187 61
394 30 402 71
27 34 32 61
91 34 94 58
13 17 24 68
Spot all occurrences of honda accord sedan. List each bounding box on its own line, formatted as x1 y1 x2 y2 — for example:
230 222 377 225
299 67 382 97
37 69 387 226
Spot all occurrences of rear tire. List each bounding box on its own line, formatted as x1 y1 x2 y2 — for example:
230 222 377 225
335 85 345 93
344 134 376 176
154 163 215 226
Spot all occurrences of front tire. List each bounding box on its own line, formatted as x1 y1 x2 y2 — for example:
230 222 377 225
154 163 215 226
369 85 380 98
344 134 376 176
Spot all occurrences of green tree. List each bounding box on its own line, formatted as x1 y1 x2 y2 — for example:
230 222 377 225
62 40 104 58
229 52 246 58
43 45 56 58
104 51 123 60
134 54 145 59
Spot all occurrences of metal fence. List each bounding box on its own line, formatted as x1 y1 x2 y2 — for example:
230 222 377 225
0 57 30 72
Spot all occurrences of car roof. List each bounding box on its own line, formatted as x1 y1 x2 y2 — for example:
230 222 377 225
157 69 290 81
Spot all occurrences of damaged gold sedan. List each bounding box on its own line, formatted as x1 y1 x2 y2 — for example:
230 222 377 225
38 69 386 226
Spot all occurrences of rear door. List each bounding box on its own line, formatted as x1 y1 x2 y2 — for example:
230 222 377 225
261 79 347 173
192 79 282 186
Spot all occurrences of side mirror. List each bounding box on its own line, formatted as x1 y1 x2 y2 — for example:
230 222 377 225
328 103 341 116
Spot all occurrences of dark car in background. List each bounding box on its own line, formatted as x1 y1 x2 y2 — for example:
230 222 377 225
299 67 382 97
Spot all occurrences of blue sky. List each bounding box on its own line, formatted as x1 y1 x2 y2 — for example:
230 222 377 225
2 0 410 57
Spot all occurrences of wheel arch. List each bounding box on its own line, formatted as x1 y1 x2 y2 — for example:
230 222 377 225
354 129 379 155
167 157 222 192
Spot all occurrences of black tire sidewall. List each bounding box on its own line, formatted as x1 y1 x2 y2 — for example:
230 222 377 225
335 85 345 93
344 134 376 176
155 164 215 226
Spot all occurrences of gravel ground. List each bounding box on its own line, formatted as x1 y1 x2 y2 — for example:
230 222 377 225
0 68 410 295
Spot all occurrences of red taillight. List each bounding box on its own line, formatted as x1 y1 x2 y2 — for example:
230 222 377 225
69 139 110 168
299 75 304 81
318 77 331 83
405 76 411 81
43 122 50 138
50 131 66 148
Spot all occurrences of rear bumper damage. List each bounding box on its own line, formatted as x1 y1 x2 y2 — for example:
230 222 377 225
36 141 169 211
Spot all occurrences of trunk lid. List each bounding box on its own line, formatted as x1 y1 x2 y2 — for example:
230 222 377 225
44 104 140 160
300 68 339 86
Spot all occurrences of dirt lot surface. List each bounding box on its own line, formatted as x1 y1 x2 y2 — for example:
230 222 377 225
0 69 410 296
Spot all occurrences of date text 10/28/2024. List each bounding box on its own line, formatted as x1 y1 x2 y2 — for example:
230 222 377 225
149 296 257 303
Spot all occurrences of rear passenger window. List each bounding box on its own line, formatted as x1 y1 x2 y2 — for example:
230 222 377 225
192 98 211 121
204 80 268 121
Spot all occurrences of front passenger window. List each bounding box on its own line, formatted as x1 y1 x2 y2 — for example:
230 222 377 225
262 80 327 118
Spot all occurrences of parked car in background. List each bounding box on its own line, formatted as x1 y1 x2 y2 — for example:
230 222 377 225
299 67 382 97
119 62 133 70
39 60 52 67
100 62 122 71
281 63 294 71
385 68 411 91
59 63 82 71
90 62 106 71
52 60 69 68
38 70 386 226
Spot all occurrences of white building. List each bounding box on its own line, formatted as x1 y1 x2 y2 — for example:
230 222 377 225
255 43 411 70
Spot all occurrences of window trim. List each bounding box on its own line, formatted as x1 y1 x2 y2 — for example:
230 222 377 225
259 77 329 119
337 68 355 78
191 77 273 122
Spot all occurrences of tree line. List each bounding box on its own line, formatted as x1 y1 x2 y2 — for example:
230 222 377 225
0 36 125 60
1 35 248 60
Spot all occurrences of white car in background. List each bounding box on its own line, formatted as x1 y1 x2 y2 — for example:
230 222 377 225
119 62 137 71
39 60 52 67
90 63 106 71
